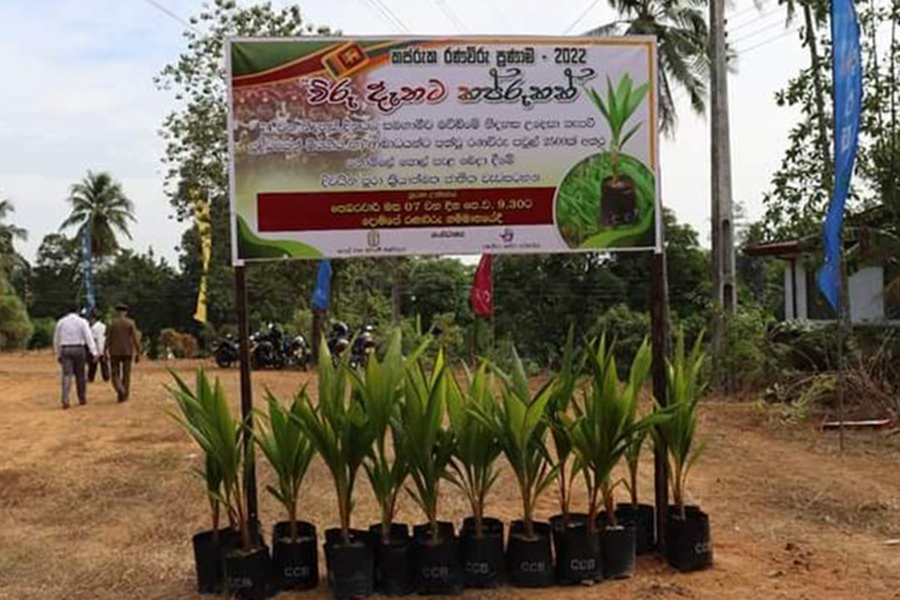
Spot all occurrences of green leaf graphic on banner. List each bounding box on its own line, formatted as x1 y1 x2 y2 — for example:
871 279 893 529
237 216 322 259
555 153 655 249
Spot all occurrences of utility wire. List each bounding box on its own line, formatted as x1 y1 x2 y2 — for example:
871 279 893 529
562 0 604 34
727 0 770 22
433 0 469 32
727 7 783 32
366 0 409 32
734 25 800 54
138 0 198 33
730 18 786 45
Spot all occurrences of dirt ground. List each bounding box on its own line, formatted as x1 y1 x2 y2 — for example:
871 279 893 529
2 352 900 600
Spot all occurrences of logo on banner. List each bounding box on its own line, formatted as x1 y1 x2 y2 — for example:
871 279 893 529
367 230 381 248
500 228 514 243
323 43 369 78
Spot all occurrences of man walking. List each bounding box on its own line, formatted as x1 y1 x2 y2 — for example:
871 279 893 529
53 304 98 409
88 308 109 383
106 304 141 403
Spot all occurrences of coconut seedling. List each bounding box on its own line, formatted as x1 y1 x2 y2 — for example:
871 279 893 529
348 330 409 545
170 368 269 598
291 338 375 545
621 338 653 509
472 348 557 587
656 329 713 572
546 327 582 526
446 361 502 537
169 368 256 551
473 348 558 540
292 338 379 598
400 347 455 544
658 329 709 520
254 389 316 542
587 74 649 226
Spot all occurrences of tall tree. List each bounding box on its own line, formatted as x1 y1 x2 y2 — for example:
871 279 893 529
156 0 333 329
0 199 27 283
60 171 135 260
586 0 710 131
778 0 832 192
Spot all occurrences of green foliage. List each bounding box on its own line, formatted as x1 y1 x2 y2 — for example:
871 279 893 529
0 281 33 350
587 75 649 181
446 361 502 536
168 368 255 548
568 335 656 530
289 308 313 338
657 329 709 519
255 390 316 542
28 317 55 349
348 331 410 543
290 338 374 544
621 339 653 507
400 347 455 542
402 258 471 331
591 304 650 375
472 348 557 538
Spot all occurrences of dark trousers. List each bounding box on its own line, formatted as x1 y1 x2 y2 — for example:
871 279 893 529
88 356 110 383
60 345 87 407
110 355 133 401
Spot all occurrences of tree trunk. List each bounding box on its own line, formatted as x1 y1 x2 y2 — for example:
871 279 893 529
804 3 834 194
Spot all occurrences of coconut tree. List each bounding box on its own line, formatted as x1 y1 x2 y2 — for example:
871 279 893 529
60 171 136 260
585 0 709 133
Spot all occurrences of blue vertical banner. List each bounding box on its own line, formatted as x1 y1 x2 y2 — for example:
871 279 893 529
311 259 332 309
82 226 95 313
817 0 863 310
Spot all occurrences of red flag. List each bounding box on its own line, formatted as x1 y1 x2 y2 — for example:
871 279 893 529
470 254 493 318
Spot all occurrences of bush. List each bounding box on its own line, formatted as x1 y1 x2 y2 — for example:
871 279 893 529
28 317 56 349
0 290 33 350
159 328 199 358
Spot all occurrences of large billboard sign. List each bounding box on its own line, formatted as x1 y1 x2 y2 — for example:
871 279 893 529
227 36 660 262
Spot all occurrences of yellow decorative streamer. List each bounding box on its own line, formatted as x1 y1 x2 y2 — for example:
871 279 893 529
191 188 212 324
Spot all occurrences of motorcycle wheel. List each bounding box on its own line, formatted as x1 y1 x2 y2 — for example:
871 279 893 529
215 351 233 369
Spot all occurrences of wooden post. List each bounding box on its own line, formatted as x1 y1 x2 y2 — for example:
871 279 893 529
235 263 258 523
650 248 670 552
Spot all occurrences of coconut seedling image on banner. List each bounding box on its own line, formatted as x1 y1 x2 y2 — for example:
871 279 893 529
226 36 661 261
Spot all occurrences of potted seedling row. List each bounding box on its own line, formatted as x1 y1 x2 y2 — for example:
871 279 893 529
170 369 271 600
474 349 557 588
293 339 377 599
658 330 714 572
546 329 602 585
446 362 505 588
254 391 318 592
588 74 649 226
402 348 465 595
568 336 657 581
350 331 416 596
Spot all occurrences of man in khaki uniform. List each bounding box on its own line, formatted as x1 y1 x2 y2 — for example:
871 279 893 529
105 304 141 402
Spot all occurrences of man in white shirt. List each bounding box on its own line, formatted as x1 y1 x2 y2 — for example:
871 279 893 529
87 309 109 383
53 304 98 409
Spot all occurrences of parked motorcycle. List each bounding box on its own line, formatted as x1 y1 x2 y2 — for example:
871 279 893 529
287 334 311 370
250 323 286 370
351 324 377 368
214 334 240 368
326 321 351 365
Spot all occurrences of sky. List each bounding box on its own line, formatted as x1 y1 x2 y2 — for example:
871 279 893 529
0 0 808 266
